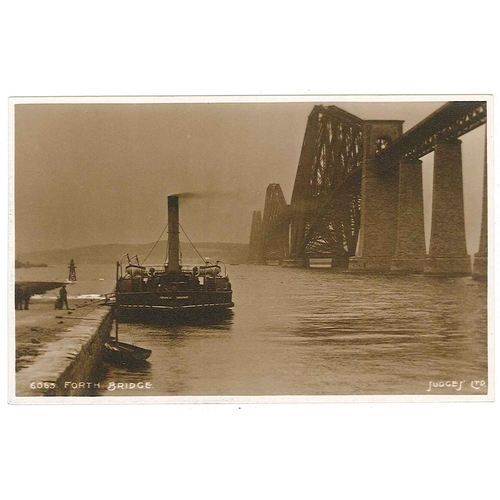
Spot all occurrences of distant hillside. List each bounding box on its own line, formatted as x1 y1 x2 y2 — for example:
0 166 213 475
18 241 249 266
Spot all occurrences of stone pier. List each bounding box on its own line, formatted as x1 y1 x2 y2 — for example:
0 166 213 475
424 139 471 275
391 159 426 272
349 120 403 272
473 136 487 280
16 305 113 397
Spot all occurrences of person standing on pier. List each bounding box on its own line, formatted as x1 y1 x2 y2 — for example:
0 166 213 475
59 284 69 310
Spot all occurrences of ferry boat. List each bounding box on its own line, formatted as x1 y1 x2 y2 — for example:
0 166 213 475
114 195 234 321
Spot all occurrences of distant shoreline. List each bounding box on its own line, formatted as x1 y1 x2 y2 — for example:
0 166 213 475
15 261 49 269
17 241 250 267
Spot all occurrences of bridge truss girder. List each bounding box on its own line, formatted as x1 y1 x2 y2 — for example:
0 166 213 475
377 101 487 168
289 105 363 266
259 183 290 263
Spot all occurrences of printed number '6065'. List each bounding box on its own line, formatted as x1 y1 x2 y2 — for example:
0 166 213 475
30 382 56 390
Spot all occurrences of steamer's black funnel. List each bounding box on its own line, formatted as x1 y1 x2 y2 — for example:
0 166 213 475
167 195 180 272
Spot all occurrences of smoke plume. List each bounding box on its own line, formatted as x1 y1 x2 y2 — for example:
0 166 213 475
172 190 235 200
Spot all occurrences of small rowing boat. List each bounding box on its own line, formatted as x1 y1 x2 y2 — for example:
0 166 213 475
103 338 152 365
103 309 152 366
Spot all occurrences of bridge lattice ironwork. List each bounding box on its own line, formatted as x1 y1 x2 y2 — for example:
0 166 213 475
259 184 290 263
253 100 486 268
288 105 363 265
376 101 487 168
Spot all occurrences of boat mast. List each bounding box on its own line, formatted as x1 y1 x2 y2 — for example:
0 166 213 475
167 195 181 272
115 294 119 342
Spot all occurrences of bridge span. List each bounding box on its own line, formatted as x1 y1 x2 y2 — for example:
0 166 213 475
248 101 487 278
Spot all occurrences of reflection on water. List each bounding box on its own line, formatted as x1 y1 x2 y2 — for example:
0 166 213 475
94 265 487 397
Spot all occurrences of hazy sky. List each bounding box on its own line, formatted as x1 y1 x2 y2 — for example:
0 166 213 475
14 100 486 256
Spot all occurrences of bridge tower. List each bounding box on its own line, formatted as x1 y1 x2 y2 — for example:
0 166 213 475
259 184 290 265
348 120 403 271
287 105 363 268
247 211 263 264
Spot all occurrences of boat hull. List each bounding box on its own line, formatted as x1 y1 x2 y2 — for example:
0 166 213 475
116 289 234 322
103 339 152 366
115 291 234 324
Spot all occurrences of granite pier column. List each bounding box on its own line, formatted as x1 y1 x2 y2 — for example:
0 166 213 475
391 159 426 272
348 121 403 272
473 137 488 280
424 139 471 275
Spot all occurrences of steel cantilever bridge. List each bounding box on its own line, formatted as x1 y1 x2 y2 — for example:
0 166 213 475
248 101 487 277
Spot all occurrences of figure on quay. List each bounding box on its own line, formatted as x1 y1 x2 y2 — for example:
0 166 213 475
58 284 69 310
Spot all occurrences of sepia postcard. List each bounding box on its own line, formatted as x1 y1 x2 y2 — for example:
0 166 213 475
8 95 493 404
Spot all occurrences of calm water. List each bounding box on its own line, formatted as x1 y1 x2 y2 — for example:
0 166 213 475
33 263 486 397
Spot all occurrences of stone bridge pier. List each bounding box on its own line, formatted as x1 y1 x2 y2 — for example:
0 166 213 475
424 138 471 275
472 138 488 280
390 158 426 272
349 124 478 276
348 120 403 272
